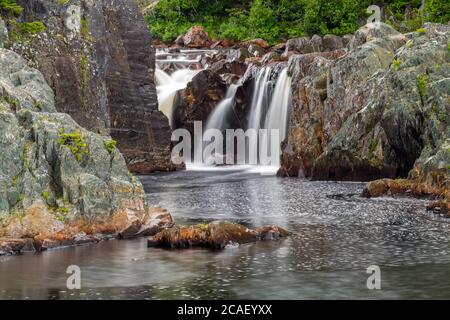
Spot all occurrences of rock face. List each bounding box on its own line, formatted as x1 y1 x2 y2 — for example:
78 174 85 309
9 0 174 173
147 221 289 249
0 18 7 48
0 45 168 251
279 23 449 188
172 70 228 134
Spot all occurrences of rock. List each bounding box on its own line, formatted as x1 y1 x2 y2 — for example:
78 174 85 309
272 42 286 53
322 35 344 51
310 35 323 52
0 46 150 246
0 18 7 48
147 221 289 249
280 23 449 187
248 44 265 57
183 26 211 48
243 39 270 49
172 70 227 135
255 225 290 240
118 207 174 239
285 37 314 55
426 200 450 216
0 238 29 255
174 35 185 46
11 0 175 174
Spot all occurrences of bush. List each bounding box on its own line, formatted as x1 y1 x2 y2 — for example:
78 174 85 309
0 0 23 16
146 0 450 43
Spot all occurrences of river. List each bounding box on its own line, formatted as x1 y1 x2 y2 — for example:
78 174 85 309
1 166 450 299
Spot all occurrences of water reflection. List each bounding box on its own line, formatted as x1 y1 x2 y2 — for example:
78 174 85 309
1 167 450 299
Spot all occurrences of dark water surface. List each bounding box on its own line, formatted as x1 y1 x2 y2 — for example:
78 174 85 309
1 166 450 299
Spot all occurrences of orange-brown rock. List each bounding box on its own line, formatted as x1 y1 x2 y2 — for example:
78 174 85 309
183 26 211 48
147 221 290 249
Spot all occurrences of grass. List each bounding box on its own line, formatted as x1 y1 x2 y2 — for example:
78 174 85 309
417 74 429 98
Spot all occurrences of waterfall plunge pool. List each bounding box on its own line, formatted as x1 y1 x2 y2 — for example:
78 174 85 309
1 167 450 299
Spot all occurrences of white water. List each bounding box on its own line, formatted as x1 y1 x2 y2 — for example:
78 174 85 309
155 68 199 127
205 84 239 132
261 68 292 166
247 67 273 131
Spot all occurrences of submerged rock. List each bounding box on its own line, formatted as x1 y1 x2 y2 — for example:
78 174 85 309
147 221 290 249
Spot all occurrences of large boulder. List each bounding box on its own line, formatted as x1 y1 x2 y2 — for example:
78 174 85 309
0 46 167 253
172 70 227 135
279 23 448 186
9 0 175 174
183 26 211 48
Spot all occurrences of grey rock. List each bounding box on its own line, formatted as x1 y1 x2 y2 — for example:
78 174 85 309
0 18 7 48
0 47 148 238
13 0 175 174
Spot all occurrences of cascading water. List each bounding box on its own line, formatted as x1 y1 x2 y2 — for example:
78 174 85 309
247 67 273 131
155 67 199 127
197 84 240 165
205 84 239 132
261 68 292 166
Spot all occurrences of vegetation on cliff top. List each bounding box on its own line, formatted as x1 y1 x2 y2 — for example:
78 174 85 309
146 0 450 43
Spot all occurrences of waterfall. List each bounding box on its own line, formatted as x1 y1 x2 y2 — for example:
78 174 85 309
205 84 239 132
192 84 239 165
247 67 273 131
155 68 199 127
261 68 292 166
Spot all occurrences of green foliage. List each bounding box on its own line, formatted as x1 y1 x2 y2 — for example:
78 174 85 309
417 74 429 97
58 0 69 5
0 0 22 16
147 0 450 43
104 139 117 154
416 27 426 35
58 129 89 162
392 58 402 71
17 21 46 34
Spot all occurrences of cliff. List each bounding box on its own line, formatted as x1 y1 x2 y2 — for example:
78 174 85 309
6 0 175 173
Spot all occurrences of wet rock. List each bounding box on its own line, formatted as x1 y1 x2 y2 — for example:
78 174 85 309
255 225 291 240
183 26 211 48
147 221 289 249
0 238 29 255
172 70 227 134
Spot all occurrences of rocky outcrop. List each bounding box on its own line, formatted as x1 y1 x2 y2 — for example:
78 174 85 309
279 23 448 187
147 221 289 249
172 70 227 134
0 45 169 254
7 0 174 174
